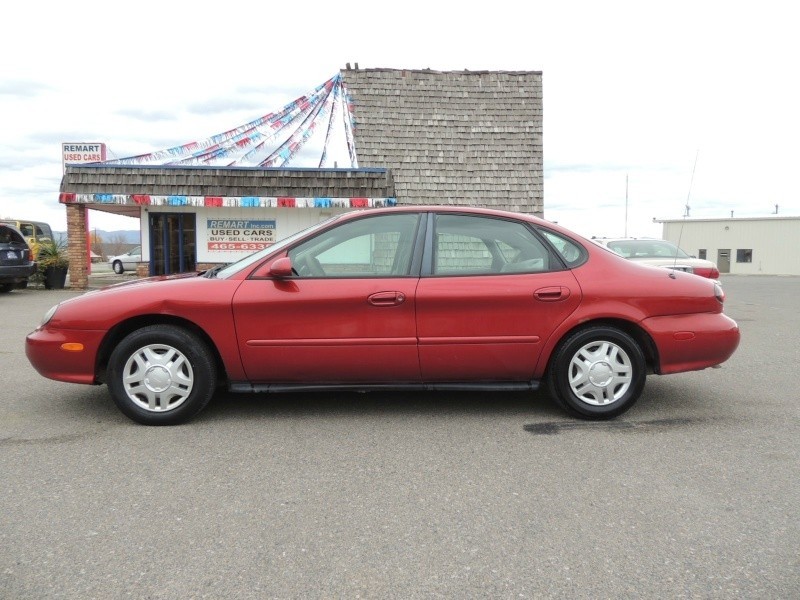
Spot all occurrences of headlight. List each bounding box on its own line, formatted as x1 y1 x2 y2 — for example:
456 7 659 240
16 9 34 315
40 304 59 327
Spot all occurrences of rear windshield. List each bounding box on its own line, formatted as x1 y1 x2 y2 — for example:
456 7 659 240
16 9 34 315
606 240 690 259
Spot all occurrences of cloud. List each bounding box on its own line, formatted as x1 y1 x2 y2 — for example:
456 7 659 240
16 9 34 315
116 108 177 122
0 80 53 97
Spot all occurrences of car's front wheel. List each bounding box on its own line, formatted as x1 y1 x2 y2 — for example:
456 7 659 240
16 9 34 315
107 325 217 425
112 261 124 274
547 326 646 419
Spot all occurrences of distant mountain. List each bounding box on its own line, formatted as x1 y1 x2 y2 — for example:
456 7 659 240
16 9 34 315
54 230 140 244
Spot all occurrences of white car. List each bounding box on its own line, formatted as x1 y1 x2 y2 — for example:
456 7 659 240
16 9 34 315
593 238 720 281
108 246 141 274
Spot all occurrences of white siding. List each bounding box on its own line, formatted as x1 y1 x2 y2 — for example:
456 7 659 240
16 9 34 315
140 206 350 264
660 217 800 275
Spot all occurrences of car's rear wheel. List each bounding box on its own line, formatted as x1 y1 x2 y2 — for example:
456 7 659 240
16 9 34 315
112 261 124 274
107 325 217 425
547 326 646 419
0 283 13 293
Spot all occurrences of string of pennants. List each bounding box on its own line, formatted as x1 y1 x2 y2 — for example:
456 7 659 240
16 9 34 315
101 74 358 168
58 193 395 209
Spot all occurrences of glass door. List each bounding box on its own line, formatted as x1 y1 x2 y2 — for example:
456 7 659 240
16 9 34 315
149 213 196 276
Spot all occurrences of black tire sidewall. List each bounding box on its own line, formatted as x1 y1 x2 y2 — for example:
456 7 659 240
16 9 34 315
548 326 646 420
113 261 123 274
107 325 216 425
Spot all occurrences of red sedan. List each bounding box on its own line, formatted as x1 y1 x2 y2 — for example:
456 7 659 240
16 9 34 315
26 207 740 425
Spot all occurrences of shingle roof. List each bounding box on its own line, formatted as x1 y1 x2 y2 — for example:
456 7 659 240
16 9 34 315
60 165 395 198
341 67 543 214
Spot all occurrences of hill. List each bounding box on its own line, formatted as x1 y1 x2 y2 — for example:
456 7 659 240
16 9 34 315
54 230 140 244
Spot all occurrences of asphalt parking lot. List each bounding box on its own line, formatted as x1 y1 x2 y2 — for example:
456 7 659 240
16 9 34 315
1 275 798 599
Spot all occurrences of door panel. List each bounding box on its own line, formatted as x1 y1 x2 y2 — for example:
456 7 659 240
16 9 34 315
416 213 582 382
232 212 424 384
233 277 420 383
416 272 580 381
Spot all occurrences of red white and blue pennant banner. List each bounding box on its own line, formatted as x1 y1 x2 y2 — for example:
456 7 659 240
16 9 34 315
59 193 395 209
101 75 358 168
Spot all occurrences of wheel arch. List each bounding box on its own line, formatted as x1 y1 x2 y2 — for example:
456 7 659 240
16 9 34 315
95 315 227 385
541 318 660 378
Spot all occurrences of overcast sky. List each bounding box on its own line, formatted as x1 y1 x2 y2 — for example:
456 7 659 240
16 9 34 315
1 0 797 240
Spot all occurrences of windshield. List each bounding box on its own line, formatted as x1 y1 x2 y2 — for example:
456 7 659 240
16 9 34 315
213 215 342 279
606 240 690 259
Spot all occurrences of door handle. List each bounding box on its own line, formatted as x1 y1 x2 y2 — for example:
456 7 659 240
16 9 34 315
534 286 570 302
368 291 406 306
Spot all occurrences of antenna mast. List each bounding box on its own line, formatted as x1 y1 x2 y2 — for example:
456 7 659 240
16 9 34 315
684 150 699 218
676 150 699 257
624 174 629 237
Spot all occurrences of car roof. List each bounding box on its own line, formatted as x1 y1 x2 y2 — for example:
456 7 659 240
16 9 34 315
0 223 24 235
593 237 665 242
339 205 573 234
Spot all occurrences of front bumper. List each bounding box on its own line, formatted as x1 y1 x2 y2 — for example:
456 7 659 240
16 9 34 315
25 327 106 384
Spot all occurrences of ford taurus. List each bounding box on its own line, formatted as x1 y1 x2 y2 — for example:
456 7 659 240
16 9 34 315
25 207 740 425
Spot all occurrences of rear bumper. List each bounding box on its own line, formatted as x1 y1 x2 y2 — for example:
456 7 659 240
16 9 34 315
0 262 36 283
642 312 740 374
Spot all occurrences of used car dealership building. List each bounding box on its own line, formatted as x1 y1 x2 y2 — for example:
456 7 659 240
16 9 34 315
59 67 544 288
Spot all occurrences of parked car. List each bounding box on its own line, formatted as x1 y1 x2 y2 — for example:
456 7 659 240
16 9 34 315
0 219 53 260
108 246 141 274
26 207 740 425
0 224 36 293
593 237 720 280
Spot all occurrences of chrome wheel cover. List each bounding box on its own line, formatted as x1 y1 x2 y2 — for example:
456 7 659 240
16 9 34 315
122 344 194 412
567 340 633 406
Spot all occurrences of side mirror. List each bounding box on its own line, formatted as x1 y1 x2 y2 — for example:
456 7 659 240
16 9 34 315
269 256 294 278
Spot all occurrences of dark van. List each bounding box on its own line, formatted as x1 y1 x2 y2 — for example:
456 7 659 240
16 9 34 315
0 223 37 292
0 219 53 260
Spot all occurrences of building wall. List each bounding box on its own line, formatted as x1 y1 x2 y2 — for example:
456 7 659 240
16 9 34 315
661 217 800 275
62 67 546 286
60 166 397 285
141 206 350 264
342 68 543 214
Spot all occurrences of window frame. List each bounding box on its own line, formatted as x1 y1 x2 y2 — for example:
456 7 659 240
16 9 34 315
421 212 575 277
285 212 426 279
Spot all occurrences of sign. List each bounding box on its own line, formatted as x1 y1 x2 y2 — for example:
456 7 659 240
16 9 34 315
62 142 107 171
207 219 276 251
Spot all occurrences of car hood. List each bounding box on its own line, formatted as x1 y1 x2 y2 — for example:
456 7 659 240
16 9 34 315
48 270 242 331
98 271 202 291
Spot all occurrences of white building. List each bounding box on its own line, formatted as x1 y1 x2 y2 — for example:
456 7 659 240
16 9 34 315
658 216 800 275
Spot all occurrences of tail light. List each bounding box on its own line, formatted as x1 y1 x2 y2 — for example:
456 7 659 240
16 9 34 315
714 283 725 303
693 266 720 279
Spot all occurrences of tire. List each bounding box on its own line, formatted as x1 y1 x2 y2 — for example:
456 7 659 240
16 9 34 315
113 261 124 274
107 325 217 425
0 283 13 293
547 326 646 420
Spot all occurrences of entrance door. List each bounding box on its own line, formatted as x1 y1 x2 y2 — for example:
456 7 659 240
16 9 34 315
149 213 196 276
717 249 731 274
